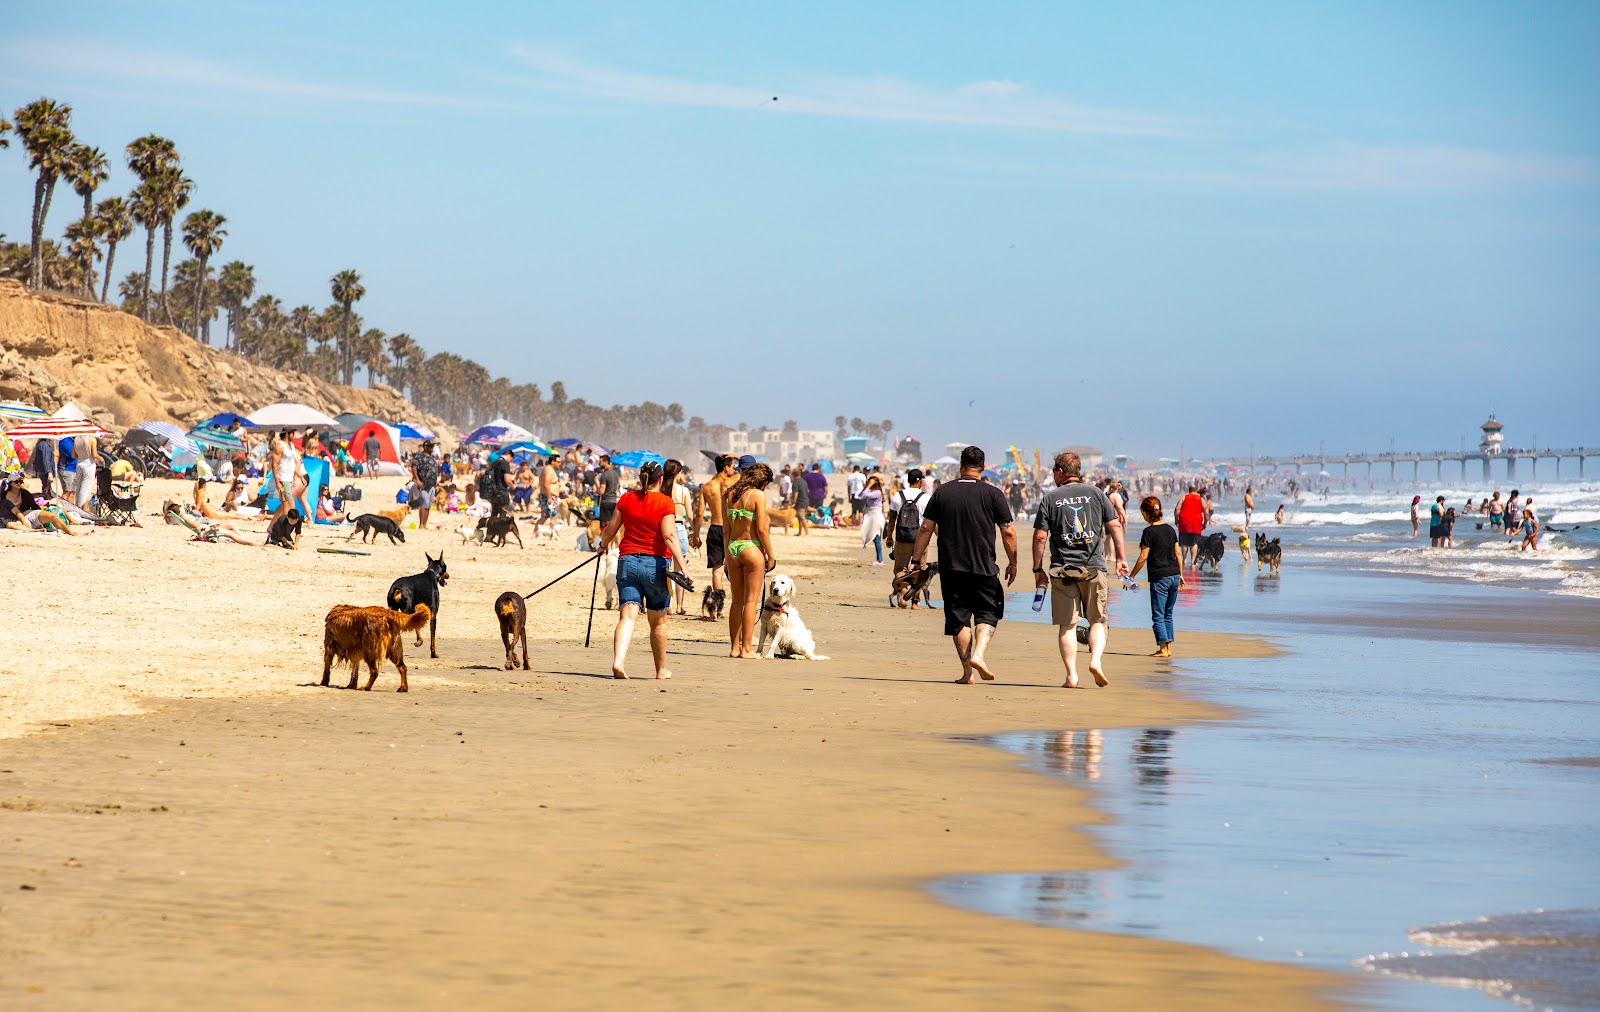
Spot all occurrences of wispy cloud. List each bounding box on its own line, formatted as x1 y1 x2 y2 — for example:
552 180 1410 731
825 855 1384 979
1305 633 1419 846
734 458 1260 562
503 44 1187 137
3 39 522 111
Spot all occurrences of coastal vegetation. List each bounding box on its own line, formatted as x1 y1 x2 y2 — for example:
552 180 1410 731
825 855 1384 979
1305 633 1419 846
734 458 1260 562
1 95 889 457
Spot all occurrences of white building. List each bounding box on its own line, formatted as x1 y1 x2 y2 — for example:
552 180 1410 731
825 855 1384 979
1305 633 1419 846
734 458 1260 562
726 427 838 465
1479 414 1504 455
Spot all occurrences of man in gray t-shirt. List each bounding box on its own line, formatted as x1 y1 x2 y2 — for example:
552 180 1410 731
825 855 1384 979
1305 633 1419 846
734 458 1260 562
1031 451 1127 689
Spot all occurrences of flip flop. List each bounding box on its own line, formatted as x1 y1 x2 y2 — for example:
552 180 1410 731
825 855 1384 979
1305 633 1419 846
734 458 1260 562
667 571 695 593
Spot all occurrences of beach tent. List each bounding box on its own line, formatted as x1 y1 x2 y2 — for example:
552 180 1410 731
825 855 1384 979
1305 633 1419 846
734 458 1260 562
263 454 333 524
248 402 339 428
333 411 378 432
348 420 408 476
610 450 665 469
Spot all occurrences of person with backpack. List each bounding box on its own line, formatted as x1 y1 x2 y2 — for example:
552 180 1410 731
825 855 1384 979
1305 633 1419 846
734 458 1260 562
887 467 931 580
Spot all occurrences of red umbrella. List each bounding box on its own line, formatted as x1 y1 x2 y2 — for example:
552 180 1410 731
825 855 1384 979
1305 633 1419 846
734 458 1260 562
2 417 111 441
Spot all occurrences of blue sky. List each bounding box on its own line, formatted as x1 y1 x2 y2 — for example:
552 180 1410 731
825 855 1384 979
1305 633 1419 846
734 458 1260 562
4 1 1597 457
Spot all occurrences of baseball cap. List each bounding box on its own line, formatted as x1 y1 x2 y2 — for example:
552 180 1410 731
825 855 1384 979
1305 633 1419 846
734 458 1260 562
907 468 924 484
737 454 758 470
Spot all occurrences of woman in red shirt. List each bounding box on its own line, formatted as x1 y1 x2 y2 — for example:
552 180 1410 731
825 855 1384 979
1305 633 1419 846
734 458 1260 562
598 459 691 680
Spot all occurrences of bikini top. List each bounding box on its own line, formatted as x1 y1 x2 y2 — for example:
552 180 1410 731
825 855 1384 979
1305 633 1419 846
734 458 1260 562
727 507 754 521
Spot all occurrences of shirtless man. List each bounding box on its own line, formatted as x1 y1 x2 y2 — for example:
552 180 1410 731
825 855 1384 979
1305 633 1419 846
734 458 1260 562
540 456 561 521
691 454 739 607
73 431 99 509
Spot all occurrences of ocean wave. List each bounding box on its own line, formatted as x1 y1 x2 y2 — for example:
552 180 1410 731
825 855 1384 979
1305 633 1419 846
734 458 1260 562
1549 509 1600 524
1378 543 1595 564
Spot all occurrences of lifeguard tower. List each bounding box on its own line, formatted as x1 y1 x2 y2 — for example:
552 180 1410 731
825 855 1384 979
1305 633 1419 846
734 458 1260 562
1479 414 1504 455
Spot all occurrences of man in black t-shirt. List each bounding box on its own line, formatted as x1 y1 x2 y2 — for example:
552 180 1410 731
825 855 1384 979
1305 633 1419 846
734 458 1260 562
594 456 621 524
908 446 1017 684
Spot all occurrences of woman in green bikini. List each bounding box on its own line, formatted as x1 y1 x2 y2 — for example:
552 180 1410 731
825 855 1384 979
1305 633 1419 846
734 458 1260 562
723 462 777 658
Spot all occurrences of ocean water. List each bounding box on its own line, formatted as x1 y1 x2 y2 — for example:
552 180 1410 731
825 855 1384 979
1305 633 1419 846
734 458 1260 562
1207 482 1600 601
927 552 1599 1010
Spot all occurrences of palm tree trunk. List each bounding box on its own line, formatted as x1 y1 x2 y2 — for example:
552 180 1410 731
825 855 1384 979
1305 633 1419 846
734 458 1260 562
100 240 117 303
29 176 47 289
141 227 156 318
160 222 174 326
194 257 206 342
36 180 57 288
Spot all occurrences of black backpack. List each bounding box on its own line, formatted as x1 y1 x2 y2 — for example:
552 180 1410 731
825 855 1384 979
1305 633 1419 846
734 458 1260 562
895 489 926 544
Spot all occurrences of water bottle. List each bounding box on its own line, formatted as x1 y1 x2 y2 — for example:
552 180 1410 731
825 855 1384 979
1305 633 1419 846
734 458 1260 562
1032 585 1047 612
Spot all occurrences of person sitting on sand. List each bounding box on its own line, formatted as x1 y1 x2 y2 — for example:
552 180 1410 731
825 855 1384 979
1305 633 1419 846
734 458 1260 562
163 502 259 545
316 489 347 523
266 508 303 550
194 478 268 525
1 478 92 535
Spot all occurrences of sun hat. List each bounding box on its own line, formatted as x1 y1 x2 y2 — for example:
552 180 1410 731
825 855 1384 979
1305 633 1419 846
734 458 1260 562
737 454 758 470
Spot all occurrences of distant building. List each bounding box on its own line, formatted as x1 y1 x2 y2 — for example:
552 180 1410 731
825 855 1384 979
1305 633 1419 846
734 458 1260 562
726 426 838 465
1062 445 1105 469
1480 414 1504 455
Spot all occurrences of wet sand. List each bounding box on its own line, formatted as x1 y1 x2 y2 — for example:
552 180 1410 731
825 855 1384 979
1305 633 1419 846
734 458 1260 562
1 479 1339 1007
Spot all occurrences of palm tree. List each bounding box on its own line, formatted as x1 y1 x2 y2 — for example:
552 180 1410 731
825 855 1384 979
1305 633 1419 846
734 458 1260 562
67 144 108 221
14 98 76 289
62 215 101 299
386 332 420 398
215 261 255 351
850 417 864 437
93 196 133 303
180 209 226 343
117 271 147 309
156 167 193 324
125 135 177 318
289 304 317 372
357 327 387 387
329 269 364 385
0 112 11 148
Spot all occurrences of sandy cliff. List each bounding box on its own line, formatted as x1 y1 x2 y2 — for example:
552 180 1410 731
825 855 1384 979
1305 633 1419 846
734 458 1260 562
0 279 451 436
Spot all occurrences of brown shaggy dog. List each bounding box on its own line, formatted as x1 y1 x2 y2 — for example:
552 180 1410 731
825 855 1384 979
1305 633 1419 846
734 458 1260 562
494 592 529 670
322 604 432 692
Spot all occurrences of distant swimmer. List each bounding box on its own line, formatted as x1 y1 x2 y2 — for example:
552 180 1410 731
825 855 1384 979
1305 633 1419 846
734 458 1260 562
1411 495 1423 538
1275 503 1286 525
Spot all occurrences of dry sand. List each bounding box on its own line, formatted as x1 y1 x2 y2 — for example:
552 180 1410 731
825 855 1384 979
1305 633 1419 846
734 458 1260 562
0 477 1343 1007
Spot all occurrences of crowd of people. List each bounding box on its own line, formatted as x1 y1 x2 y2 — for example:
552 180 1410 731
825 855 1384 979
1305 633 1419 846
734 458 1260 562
1414 489 1540 551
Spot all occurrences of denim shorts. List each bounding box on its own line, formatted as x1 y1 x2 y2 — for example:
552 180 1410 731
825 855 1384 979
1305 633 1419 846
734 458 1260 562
617 553 670 612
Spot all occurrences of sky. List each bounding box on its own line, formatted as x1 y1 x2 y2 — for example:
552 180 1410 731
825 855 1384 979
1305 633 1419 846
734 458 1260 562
4 0 1597 459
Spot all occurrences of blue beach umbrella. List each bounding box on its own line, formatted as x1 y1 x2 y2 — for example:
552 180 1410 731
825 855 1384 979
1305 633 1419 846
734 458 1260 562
0 401 48 421
609 450 665 469
396 423 435 441
188 425 246 451
198 411 256 430
462 424 511 445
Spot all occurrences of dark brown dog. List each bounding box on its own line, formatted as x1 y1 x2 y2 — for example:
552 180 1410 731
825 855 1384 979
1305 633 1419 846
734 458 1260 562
494 592 529 670
889 561 938 609
478 514 524 549
322 604 431 692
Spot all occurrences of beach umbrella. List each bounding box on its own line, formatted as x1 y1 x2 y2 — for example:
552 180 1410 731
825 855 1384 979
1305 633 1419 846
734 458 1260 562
847 452 877 463
501 439 553 456
549 437 582 448
3 417 109 441
933 455 959 465
247 402 339 428
462 424 511 445
0 401 47 421
188 425 245 452
610 450 665 469
131 421 202 455
198 410 256 430
395 423 435 441
981 469 1001 480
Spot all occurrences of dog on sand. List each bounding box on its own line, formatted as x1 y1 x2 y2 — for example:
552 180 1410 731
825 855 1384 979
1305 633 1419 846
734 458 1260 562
889 560 938 609
479 514 523 549
494 592 529 671
767 507 797 535
379 503 410 525
349 513 407 545
321 604 431 692
1255 532 1283 577
756 574 828 660
387 553 449 658
701 585 727 621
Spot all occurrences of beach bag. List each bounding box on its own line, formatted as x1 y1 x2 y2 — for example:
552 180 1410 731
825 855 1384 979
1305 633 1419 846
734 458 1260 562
339 484 362 502
894 490 925 544
1049 562 1095 583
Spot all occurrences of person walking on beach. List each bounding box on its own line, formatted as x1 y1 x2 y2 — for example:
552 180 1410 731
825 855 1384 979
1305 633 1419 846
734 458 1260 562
1504 490 1522 539
665 458 693 614
847 465 866 528
1243 486 1255 529
28 437 58 499
723 461 777 658
362 430 381 477
1411 495 1423 538
270 430 307 522
409 439 439 531
1488 491 1504 531
1032 451 1128 688
802 463 828 537
1428 495 1446 547
597 459 691 679
540 455 561 521
1176 484 1205 569
859 473 888 566
594 455 621 524
887 467 931 581
1519 506 1540 552
72 431 99 510
907 446 1017 684
692 454 739 609
1127 495 1184 659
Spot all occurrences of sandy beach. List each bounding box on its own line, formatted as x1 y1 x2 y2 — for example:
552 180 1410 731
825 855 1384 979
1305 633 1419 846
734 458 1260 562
0 477 1342 1008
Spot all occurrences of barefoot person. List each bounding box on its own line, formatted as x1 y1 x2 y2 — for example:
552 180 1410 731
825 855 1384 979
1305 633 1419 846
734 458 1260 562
907 446 1017 684
1032 450 1127 688
1127 495 1184 659
597 460 691 680
723 462 777 658
692 454 739 611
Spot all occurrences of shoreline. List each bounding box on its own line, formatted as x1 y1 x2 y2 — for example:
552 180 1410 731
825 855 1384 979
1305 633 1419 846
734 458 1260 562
0 482 1344 1007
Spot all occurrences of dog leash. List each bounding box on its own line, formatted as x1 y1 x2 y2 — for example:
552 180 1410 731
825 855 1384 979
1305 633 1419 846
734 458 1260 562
523 552 602 601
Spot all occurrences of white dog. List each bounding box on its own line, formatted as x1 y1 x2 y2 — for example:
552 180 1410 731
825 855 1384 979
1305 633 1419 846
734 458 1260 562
756 573 828 660
600 547 619 610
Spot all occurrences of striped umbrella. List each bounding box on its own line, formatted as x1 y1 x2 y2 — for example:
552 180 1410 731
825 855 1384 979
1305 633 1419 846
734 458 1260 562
3 417 107 440
131 421 201 455
0 401 48 421
188 425 245 451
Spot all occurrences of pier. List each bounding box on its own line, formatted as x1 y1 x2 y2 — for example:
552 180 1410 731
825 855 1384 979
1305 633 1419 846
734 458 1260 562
1217 447 1599 484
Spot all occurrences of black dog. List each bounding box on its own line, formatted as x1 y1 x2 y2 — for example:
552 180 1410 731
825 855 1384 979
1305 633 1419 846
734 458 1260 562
349 513 406 545
387 552 449 658
1255 532 1283 577
1196 532 1226 572
701 586 726 621
478 514 523 549
494 591 529 671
